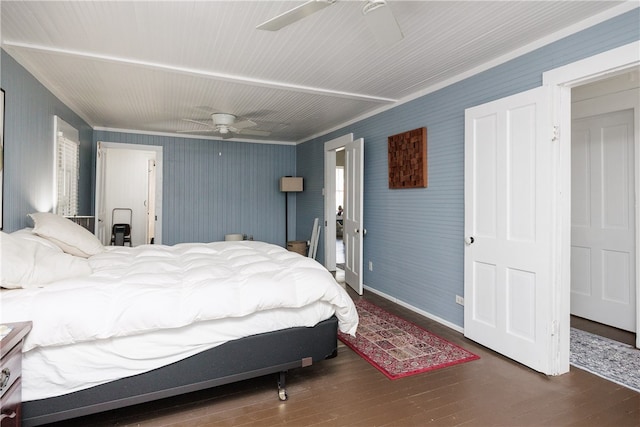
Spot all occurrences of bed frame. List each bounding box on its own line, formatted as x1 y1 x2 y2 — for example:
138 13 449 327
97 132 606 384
22 316 338 426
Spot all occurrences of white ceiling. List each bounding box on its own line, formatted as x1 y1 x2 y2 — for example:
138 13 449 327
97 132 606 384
1 1 633 143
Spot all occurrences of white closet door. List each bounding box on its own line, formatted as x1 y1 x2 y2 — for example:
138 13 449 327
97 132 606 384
571 109 636 332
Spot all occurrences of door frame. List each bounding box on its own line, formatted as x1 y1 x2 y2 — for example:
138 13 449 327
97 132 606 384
95 141 163 245
324 133 354 271
543 41 640 358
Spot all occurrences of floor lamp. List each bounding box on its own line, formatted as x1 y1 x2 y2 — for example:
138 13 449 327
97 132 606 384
280 176 303 244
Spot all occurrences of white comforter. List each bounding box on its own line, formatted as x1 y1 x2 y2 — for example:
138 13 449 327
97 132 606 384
2 241 358 401
2 241 358 353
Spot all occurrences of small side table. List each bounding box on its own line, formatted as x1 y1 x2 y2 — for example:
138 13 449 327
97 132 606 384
1 322 32 426
287 240 308 256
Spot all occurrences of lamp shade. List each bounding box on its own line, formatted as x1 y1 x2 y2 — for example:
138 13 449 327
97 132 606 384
280 177 303 192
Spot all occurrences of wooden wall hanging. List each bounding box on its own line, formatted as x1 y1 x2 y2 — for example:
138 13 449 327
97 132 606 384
388 127 427 189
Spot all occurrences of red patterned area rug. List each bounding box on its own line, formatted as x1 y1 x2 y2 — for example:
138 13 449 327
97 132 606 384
338 299 479 379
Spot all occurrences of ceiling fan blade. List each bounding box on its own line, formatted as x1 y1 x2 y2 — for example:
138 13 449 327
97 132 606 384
257 0 336 31
182 118 212 128
193 106 215 114
362 0 403 48
176 129 214 134
237 128 271 137
232 119 257 130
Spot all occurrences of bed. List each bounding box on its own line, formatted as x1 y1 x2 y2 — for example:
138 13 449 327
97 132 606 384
0 213 358 426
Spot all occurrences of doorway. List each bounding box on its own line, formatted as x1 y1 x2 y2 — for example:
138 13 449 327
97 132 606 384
462 41 640 376
336 149 345 271
323 133 365 295
324 134 353 272
95 142 163 246
570 70 639 340
545 41 640 359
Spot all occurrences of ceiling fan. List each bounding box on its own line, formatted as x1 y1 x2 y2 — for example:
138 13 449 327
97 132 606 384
180 113 271 139
256 0 403 48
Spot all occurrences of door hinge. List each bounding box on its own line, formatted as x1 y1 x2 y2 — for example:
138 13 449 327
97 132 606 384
552 125 560 142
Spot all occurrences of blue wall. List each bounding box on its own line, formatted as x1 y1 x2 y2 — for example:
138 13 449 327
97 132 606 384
1 52 93 231
93 131 296 246
296 8 640 328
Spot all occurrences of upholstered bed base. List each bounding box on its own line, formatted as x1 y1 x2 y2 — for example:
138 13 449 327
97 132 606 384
22 316 338 426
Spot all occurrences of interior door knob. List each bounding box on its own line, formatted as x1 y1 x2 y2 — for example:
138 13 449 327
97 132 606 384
465 236 475 245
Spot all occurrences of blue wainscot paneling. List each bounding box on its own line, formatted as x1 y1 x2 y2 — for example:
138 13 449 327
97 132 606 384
1 51 93 232
93 131 297 246
296 9 640 329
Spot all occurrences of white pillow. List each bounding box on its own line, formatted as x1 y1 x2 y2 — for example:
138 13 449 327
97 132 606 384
0 231 92 289
29 212 105 258
10 228 63 252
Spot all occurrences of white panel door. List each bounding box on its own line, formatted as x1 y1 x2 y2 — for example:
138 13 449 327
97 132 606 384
571 109 636 331
344 138 364 295
464 86 555 374
94 143 108 245
147 159 157 244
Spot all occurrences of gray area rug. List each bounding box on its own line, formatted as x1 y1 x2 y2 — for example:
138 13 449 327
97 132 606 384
570 327 640 393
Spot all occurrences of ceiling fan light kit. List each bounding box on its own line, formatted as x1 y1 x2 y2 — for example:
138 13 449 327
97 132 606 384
211 113 236 126
362 0 386 15
362 0 403 47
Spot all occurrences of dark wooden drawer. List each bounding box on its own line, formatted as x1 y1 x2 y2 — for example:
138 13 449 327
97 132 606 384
0 378 21 427
0 322 32 427
0 344 22 400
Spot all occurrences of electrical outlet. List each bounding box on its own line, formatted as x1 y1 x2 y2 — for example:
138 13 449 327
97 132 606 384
368 261 373 271
455 295 464 305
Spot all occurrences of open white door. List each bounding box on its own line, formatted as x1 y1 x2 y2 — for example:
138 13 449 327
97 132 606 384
464 86 557 374
94 142 108 244
344 138 364 295
147 159 157 244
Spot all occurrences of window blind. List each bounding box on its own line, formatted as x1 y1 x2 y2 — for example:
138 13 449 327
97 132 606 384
55 132 79 216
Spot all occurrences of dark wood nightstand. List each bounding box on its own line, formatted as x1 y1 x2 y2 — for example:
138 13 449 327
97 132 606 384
1 322 32 426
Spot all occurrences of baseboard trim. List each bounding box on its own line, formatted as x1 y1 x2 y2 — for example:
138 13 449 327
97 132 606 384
363 285 464 334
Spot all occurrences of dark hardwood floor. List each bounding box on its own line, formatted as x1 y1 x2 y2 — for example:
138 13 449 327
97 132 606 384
50 276 639 427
